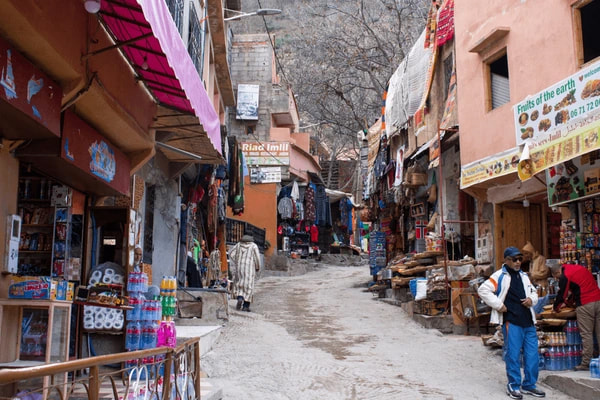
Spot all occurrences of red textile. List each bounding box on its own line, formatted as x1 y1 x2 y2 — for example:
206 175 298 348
310 225 319 243
436 0 455 47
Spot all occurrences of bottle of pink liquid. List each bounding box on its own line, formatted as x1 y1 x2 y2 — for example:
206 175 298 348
157 320 168 347
166 318 176 348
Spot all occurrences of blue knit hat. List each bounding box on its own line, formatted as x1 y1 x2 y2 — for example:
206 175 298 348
503 246 522 258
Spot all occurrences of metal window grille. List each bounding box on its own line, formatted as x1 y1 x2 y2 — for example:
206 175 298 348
166 0 185 34
188 4 204 75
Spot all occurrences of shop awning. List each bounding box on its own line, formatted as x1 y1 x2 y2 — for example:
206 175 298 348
99 0 222 156
154 106 225 168
325 189 358 206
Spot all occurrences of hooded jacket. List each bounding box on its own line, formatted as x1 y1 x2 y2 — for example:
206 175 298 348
478 265 538 325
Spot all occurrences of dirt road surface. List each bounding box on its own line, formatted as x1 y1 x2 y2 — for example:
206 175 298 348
202 264 573 399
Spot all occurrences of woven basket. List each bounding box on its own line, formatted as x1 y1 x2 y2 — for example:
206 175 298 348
411 173 427 186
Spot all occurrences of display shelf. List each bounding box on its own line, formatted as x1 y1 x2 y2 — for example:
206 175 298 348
22 224 53 228
18 199 51 203
0 299 71 399
73 300 132 310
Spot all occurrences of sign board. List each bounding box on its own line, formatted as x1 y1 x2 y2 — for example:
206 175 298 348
250 166 282 184
236 84 259 120
545 151 600 206
460 147 520 189
61 111 131 195
241 141 289 166
514 59 600 147
0 36 62 136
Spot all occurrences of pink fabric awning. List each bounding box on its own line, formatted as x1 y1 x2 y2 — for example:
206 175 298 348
100 0 221 154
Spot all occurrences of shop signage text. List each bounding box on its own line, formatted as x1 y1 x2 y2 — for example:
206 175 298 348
241 141 290 166
250 166 282 184
514 59 600 150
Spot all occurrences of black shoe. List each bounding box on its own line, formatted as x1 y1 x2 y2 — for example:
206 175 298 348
507 384 523 399
236 298 243 310
242 306 251 312
521 387 545 398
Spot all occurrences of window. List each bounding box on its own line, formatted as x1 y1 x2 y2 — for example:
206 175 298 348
442 53 454 103
577 0 600 64
187 3 205 75
166 0 185 34
487 51 510 110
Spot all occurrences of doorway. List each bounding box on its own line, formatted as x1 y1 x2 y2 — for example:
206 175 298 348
494 202 544 265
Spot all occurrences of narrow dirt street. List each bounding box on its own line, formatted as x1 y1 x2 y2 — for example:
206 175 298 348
202 264 573 400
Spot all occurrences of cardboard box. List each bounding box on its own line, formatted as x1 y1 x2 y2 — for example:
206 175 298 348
450 280 470 289
56 280 67 300
66 282 75 301
8 276 57 299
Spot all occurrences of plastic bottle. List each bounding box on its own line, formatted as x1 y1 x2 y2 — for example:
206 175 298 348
157 321 168 347
155 299 162 321
556 346 565 370
160 276 167 297
544 349 552 371
165 318 176 348
565 345 574 370
141 322 158 349
590 358 600 379
125 321 141 351
576 344 583 366
538 351 545 371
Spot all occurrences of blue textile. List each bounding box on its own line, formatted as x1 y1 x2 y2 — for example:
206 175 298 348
502 322 539 391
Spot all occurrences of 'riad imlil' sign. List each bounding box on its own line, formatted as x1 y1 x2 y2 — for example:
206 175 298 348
241 142 290 166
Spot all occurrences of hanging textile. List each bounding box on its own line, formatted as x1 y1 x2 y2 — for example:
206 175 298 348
394 145 406 186
304 184 316 223
291 181 300 200
440 63 457 130
217 186 226 224
436 0 454 47
207 183 218 232
423 1 440 48
310 224 319 243
315 185 328 225
278 197 294 219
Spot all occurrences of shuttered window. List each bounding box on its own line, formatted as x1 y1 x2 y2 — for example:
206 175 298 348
491 73 510 109
489 53 510 110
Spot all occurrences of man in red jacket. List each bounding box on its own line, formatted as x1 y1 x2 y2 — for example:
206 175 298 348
553 264 600 370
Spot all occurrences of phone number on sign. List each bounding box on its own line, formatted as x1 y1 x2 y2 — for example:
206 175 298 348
571 98 600 118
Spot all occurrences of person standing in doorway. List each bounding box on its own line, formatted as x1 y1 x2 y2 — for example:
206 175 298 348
229 234 261 312
553 263 600 371
478 246 544 399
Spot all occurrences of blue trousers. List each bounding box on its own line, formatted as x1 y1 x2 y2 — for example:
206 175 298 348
502 322 539 390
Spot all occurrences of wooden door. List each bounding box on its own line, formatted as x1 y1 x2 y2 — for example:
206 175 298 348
494 203 544 266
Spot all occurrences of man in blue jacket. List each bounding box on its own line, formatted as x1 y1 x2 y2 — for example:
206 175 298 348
478 246 545 399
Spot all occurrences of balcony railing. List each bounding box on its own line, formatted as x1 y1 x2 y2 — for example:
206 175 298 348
0 337 201 400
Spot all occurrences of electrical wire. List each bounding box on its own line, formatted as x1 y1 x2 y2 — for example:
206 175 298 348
257 0 290 85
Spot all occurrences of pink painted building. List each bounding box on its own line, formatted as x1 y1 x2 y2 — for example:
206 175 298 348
456 0 600 264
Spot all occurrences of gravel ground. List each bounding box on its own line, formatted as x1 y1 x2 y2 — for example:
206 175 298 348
201 263 573 400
